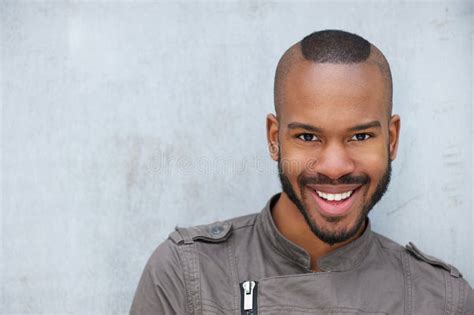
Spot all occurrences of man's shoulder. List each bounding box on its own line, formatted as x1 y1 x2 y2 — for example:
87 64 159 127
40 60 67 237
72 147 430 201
372 231 472 295
166 211 259 246
372 232 473 312
143 212 259 278
373 232 464 277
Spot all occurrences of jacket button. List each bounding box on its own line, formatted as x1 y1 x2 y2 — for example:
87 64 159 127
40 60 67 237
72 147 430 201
211 225 224 236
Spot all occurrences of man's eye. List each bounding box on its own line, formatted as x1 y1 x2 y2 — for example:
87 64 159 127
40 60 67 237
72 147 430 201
351 133 371 141
298 134 318 142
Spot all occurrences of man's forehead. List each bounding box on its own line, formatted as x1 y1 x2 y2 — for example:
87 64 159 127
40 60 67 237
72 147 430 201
278 61 388 120
284 60 384 91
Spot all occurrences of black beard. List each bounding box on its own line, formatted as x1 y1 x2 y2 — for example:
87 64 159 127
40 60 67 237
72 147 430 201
278 154 392 246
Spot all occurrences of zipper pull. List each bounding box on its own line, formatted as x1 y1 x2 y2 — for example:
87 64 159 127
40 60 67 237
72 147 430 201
240 280 258 314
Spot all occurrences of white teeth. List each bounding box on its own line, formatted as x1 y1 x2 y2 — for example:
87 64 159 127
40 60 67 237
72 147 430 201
316 190 353 201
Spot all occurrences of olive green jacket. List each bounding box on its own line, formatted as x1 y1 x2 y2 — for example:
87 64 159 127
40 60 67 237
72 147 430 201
130 194 474 314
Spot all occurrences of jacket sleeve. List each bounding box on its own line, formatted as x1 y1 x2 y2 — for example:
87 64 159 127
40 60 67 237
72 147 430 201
130 239 187 315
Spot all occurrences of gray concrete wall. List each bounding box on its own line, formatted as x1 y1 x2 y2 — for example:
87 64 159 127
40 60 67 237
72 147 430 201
1 1 472 314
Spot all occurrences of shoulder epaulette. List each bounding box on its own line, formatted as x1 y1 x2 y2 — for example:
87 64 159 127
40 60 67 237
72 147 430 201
168 221 232 245
405 242 462 278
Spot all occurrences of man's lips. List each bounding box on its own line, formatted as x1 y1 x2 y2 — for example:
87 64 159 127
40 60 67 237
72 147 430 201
307 185 362 217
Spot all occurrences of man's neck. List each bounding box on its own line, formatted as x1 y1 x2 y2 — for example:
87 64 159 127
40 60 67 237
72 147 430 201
271 192 365 271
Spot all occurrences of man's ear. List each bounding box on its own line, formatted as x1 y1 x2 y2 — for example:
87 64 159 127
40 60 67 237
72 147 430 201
388 114 401 161
266 114 280 161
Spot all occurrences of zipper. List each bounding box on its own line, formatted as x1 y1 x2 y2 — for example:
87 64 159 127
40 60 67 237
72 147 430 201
240 280 258 315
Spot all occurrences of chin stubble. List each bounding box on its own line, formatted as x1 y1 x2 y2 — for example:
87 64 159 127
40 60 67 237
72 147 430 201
277 155 392 246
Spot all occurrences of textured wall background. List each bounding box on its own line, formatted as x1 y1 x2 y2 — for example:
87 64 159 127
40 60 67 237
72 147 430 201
1 1 472 314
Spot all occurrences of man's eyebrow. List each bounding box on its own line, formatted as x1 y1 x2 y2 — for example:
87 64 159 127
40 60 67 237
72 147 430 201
348 120 382 132
287 122 322 132
287 121 382 133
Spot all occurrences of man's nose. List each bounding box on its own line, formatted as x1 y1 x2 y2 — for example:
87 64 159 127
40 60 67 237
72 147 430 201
313 142 355 180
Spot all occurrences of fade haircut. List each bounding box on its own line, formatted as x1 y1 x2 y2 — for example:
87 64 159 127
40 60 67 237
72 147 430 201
274 30 393 117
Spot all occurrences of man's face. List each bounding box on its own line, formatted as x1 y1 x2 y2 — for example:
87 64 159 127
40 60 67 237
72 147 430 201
268 61 400 245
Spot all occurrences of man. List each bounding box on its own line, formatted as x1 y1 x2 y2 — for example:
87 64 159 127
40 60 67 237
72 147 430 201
130 30 473 314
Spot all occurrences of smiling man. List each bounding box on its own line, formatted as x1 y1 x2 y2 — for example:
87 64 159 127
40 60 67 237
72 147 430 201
130 30 473 314
267 32 398 269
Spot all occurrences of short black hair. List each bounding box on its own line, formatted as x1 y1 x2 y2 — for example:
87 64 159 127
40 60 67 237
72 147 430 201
301 30 371 63
274 30 392 117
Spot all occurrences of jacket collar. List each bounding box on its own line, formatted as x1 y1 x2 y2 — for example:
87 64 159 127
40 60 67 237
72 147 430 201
258 193 373 272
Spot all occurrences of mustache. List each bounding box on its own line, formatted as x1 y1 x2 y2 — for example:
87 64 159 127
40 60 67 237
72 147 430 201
299 173 369 186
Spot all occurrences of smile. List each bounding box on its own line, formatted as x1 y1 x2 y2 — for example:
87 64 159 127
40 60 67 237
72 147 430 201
307 185 362 217
315 190 353 201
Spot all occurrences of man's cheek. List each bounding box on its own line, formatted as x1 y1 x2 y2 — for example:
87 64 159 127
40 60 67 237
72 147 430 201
280 154 309 176
355 152 387 174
